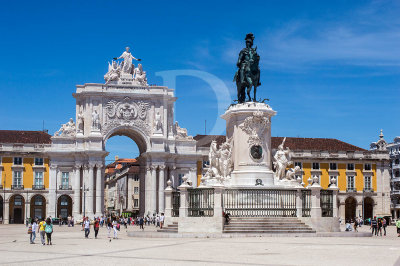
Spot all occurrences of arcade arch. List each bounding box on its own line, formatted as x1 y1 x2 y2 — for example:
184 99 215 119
9 194 25 224
364 197 374 220
30 194 46 220
345 196 357 222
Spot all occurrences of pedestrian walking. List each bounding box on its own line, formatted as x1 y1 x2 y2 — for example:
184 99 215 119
371 216 378 236
396 219 400 237
45 217 53 245
39 218 46 245
382 218 387 236
112 219 118 239
139 216 144 230
84 217 90 238
107 218 112 238
377 218 383 236
94 218 100 239
160 213 165 229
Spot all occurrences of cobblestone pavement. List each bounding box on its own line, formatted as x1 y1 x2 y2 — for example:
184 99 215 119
0 224 399 265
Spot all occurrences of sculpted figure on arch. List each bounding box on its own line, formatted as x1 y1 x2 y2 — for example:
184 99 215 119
114 47 141 75
273 137 292 180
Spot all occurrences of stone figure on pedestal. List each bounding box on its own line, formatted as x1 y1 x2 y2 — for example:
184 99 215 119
134 64 148 86
174 122 193 140
204 139 233 184
92 110 100 131
54 118 76 137
154 111 163 134
77 111 84 134
104 61 121 83
234 33 261 103
114 47 141 75
273 137 292 180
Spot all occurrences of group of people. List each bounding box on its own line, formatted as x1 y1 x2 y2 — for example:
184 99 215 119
27 217 53 245
370 216 388 236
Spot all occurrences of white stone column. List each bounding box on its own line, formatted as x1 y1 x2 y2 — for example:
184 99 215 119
73 166 81 217
48 165 57 218
151 165 157 215
190 167 197 188
164 180 173 223
158 165 166 214
95 165 102 216
296 189 303 218
3 200 9 224
145 166 152 215
178 183 190 218
86 165 94 216
310 185 322 218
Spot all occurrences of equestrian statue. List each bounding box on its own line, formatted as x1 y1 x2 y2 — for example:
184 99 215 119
234 33 261 103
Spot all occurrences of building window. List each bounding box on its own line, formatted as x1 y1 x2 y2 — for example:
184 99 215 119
364 163 372 171
61 172 69 187
329 163 337 170
364 176 372 191
34 172 44 186
14 195 23 206
13 171 22 186
13 157 22 165
294 162 302 169
134 199 139 207
134 187 139 194
347 163 355 171
395 159 400 165
347 176 355 191
395 171 400 178
203 160 210 167
133 174 139 181
35 158 44 166
312 162 320 170
34 196 43 206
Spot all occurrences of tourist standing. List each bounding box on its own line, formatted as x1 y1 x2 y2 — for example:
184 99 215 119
160 213 165 229
45 217 53 245
39 218 46 245
396 219 400 237
112 219 118 239
84 217 90 238
139 217 144 230
377 218 383 236
94 218 100 239
30 219 38 244
107 218 112 238
382 218 387 236
371 217 378 236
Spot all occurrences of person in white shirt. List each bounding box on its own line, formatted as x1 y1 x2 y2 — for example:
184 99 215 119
160 213 165 229
112 220 118 239
31 220 38 244
84 217 90 238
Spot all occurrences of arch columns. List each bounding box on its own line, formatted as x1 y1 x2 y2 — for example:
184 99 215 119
95 165 103 216
158 165 166 214
145 166 152 215
73 165 81 217
48 165 57 218
86 164 94 216
151 165 157 215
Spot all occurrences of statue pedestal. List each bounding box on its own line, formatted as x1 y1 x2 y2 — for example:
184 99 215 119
221 102 276 187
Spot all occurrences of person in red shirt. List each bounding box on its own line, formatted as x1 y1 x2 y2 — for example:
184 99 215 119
94 218 100 239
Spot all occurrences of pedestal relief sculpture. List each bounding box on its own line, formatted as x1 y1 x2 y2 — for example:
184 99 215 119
203 139 233 186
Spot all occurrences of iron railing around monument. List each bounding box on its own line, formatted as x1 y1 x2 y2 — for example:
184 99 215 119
223 189 297 217
172 191 180 217
320 190 333 217
188 188 214 217
302 190 311 217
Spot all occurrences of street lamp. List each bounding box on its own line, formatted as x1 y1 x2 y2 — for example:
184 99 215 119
81 184 89 217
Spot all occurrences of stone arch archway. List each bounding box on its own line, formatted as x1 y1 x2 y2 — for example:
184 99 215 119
30 194 46 220
345 196 357 222
104 125 149 155
9 194 25 224
57 195 72 222
364 197 374 220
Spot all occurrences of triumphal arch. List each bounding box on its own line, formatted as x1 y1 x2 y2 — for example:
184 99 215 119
48 47 200 220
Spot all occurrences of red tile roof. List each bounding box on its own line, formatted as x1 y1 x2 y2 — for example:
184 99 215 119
0 130 51 144
194 135 366 152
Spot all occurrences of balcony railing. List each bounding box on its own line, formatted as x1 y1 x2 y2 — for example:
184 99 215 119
11 185 24 190
392 190 400 196
32 185 45 190
363 188 374 193
0 185 3 189
346 188 356 193
58 185 72 190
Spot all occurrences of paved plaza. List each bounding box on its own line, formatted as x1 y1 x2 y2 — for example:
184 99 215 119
0 224 399 265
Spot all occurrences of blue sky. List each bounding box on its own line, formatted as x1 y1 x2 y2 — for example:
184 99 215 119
0 0 399 161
